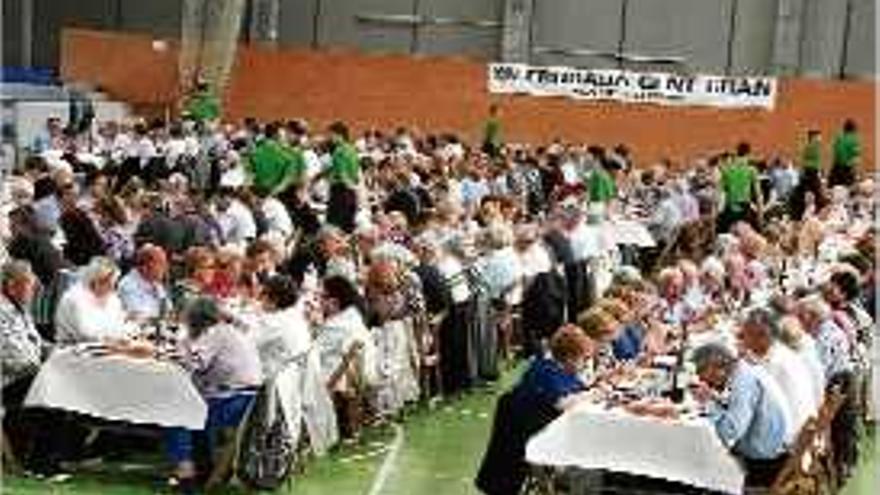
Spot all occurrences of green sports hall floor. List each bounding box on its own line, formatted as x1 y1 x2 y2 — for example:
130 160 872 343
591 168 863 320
2 368 877 495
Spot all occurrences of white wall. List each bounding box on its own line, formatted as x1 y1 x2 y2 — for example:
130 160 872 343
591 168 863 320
12 100 128 154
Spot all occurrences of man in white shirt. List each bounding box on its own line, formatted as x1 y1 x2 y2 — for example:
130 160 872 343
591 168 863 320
777 314 826 409
216 188 257 246
128 123 157 168
163 123 200 170
1 260 45 390
648 188 683 246
109 123 134 164
260 194 294 239
738 308 818 433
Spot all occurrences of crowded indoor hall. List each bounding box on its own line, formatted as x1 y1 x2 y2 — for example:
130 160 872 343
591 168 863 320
0 1 876 495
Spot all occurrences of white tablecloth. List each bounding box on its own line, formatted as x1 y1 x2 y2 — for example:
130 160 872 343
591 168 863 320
526 402 744 494
25 346 208 429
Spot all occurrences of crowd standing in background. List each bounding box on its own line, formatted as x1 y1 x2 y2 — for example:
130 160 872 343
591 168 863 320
0 107 875 494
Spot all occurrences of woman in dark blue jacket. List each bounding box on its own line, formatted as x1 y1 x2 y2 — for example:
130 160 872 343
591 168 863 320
476 325 595 495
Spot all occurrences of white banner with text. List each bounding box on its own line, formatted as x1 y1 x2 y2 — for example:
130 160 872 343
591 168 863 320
488 63 777 110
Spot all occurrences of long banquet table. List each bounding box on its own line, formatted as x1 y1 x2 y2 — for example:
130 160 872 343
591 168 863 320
25 345 207 430
525 401 745 494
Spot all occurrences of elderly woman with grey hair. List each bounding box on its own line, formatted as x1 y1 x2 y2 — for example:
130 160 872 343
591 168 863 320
699 255 727 307
166 296 263 492
54 256 135 345
691 342 793 487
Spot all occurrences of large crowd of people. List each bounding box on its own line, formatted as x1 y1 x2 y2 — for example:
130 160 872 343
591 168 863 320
0 108 875 495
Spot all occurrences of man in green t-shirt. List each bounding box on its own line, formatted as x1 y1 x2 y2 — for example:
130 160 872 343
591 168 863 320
829 119 860 187
324 121 361 233
481 104 503 158
183 80 221 123
247 123 305 196
718 142 763 233
801 129 822 172
588 163 617 205
327 138 361 187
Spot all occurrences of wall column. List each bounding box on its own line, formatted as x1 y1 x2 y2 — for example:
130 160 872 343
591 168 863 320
21 0 33 67
500 0 534 63
798 0 849 78
771 0 805 76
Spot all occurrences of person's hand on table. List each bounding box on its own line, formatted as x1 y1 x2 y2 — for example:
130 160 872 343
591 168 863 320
122 340 156 359
558 390 596 411
602 362 639 388
623 397 680 419
104 338 156 359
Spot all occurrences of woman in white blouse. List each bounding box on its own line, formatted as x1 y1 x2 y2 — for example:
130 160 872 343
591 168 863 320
243 274 339 454
314 276 377 392
248 275 311 378
54 256 135 345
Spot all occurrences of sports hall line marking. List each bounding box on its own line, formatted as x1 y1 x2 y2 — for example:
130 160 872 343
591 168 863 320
366 423 405 495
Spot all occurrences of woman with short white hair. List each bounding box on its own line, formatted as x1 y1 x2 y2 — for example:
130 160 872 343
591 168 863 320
656 266 687 325
54 256 135 344
700 256 726 305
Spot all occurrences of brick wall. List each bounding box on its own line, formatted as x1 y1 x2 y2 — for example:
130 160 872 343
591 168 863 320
62 28 875 168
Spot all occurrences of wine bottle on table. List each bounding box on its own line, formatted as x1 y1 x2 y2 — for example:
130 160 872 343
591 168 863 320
668 319 689 404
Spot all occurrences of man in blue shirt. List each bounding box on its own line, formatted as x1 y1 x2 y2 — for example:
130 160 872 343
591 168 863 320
118 244 170 321
692 343 793 487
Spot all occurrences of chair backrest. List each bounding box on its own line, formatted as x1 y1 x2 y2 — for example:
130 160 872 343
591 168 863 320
768 387 846 494
768 417 820 493
815 386 846 432
234 381 297 490
423 310 447 356
326 340 364 392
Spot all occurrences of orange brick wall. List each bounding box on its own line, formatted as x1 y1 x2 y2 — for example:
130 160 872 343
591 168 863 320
62 28 875 168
